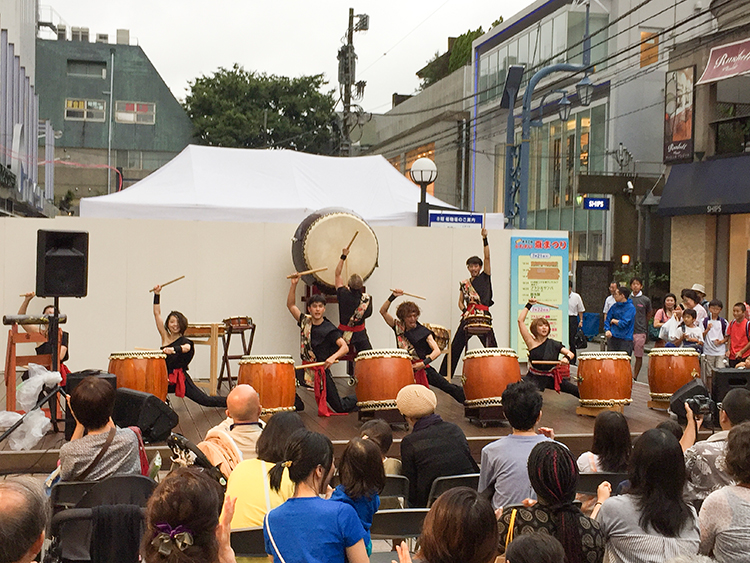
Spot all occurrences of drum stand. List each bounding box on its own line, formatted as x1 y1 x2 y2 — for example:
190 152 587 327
358 408 407 428
464 404 506 427
576 404 626 417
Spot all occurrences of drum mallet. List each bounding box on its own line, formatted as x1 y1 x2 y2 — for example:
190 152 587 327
345 231 359 250
287 267 328 279
530 360 562 365
389 289 426 300
532 300 559 309
149 275 185 292
294 360 339 370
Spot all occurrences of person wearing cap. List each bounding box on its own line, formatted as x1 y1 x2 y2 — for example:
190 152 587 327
396 384 478 507
691 283 710 310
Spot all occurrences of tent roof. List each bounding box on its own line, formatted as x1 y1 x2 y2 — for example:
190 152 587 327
80 145 456 225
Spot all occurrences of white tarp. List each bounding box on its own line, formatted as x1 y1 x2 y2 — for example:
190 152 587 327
79 145 502 226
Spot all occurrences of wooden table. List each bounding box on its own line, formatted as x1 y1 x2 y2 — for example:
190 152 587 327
185 323 225 396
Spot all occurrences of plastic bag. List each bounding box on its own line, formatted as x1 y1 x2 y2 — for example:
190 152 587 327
0 410 23 430
660 315 680 342
16 363 62 412
7 409 51 451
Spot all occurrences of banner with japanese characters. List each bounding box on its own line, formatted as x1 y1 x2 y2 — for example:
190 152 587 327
510 235 569 362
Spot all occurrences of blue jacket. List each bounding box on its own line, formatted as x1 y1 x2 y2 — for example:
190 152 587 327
605 299 636 340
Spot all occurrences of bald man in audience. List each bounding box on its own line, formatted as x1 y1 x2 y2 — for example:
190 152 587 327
208 384 264 460
0 477 49 563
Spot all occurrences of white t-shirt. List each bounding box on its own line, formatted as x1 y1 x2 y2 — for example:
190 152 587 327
603 295 616 315
703 317 727 356
682 323 704 345
569 291 585 317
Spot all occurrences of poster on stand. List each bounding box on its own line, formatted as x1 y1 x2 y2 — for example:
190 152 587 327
510 235 569 362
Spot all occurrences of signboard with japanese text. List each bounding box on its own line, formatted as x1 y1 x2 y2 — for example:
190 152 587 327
510 236 569 362
664 66 695 163
428 211 483 228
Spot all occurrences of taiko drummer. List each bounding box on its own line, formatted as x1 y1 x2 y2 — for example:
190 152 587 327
519 298 579 398
334 246 373 355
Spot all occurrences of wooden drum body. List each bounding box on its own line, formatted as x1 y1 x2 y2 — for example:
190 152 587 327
577 352 632 408
108 351 168 401
647 348 700 402
462 348 521 408
238 355 296 414
464 312 493 336
354 349 414 411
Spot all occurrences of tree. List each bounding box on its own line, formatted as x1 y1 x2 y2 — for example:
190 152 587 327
447 27 485 74
183 64 338 154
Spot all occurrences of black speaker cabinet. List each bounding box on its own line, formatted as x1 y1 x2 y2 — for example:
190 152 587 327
36 230 89 298
713 368 750 403
113 388 179 444
65 370 117 441
670 379 710 424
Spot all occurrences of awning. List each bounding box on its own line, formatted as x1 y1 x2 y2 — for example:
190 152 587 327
659 156 750 216
697 37 750 85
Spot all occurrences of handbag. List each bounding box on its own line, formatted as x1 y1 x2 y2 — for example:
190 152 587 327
574 328 588 349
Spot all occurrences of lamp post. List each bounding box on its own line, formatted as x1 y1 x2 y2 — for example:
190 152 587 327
410 157 438 227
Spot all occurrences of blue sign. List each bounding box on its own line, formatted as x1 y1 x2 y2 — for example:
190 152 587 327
583 197 610 210
428 211 483 228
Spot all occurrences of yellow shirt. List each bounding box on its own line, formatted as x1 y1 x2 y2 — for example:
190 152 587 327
227 458 294 529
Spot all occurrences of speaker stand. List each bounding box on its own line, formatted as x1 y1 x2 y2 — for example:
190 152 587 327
0 384 66 444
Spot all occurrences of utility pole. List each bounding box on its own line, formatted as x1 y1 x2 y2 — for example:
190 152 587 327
338 8 368 157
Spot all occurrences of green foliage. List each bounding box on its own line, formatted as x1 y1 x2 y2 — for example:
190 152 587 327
448 27 484 74
418 51 449 90
183 64 337 154
612 262 670 290
490 16 504 28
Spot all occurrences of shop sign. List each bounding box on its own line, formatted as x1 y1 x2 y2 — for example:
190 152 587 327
697 37 750 84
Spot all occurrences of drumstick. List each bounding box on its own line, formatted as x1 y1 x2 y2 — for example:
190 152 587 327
483 207 486 229
345 231 359 251
389 289 427 300
134 347 160 351
530 360 563 365
294 360 339 370
287 267 328 279
149 275 185 292
532 300 560 309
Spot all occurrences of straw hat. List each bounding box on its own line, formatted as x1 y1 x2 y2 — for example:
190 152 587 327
396 384 437 419
691 283 706 295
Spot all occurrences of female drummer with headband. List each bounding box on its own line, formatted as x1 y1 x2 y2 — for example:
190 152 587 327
519 298 579 398
152 285 227 408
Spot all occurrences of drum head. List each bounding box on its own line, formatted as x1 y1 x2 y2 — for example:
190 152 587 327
292 208 379 290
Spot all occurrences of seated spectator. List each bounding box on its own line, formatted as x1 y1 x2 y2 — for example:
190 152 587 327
264 429 368 563
60 376 140 481
141 466 236 563
699 421 750 562
479 380 553 510
680 388 750 505
0 477 48 563
360 418 401 475
226 411 305 529
396 384 478 507
498 441 605 563
657 419 684 441
393 487 497 563
577 410 631 473
595 429 699 563
505 534 566 563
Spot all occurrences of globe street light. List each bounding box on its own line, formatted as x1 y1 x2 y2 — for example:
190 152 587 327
410 157 438 227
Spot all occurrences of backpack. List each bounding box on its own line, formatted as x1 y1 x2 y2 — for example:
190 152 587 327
702 317 728 337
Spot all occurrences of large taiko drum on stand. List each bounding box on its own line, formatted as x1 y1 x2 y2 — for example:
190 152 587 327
647 348 701 404
292 208 379 291
462 348 521 408
108 351 168 401
238 355 296 415
354 349 414 412
577 352 632 409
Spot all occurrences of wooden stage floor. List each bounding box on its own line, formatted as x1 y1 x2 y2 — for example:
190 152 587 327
1 374 675 474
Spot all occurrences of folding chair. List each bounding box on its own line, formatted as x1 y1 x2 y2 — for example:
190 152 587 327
370 508 429 563
576 472 629 496
426 473 480 507
381 474 410 509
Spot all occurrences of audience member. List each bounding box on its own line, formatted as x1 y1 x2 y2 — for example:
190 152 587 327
141 466 235 563
681 289 707 324
605 286 636 355
727 302 750 367
330 437 385 556
397 384 478 507
264 429 368 563
0 477 48 563
360 419 401 475
701 299 729 391
595 429 699 563
603 282 618 317
657 419 684 441
680 388 750 504
479 380 553 510
630 277 652 380
226 411 305 529
699 421 750 562
498 441 605 563
577 410 631 474
691 283 709 309
60 375 140 481
569 280 585 365
653 293 678 335
505 534 566 563
673 309 703 352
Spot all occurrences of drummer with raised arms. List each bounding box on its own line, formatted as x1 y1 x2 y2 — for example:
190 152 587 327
380 290 465 404
439 227 498 378
287 274 357 416
152 284 227 407
334 247 373 354
518 298 579 398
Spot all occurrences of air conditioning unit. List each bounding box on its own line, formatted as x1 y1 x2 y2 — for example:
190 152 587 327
71 26 82 41
57 24 66 41
80 27 90 42
96 33 109 44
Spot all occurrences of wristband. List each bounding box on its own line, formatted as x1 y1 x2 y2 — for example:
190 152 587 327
340 254 347 260
483 237 489 247
153 294 160 305
423 357 432 366
525 302 533 310
388 294 397 302
594 502 602 506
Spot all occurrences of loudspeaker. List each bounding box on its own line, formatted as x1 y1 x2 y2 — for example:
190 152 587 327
670 379 711 424
713 368 750 403
113 388 179 444
36 230 89 298
64 370 117 441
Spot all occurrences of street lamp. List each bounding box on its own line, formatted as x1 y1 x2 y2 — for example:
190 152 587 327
576 75 595 106
558 94 572 122
410 157 438 227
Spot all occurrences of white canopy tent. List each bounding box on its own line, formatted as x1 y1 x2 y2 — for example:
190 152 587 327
80 145 507 226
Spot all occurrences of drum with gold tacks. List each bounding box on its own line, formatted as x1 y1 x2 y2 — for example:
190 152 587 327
108 351 169 401
354 349 415 411
647 348 700 404
462 348 521 408
238 355 296 414
577 351 632 408
424 323 450 352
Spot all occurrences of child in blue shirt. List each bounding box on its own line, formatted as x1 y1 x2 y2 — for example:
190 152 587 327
330 436 386 556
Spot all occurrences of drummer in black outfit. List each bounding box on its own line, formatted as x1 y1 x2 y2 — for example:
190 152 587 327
380 290 465 404
18 292 71 384
334 247 373 354
439 227 498 378
152 285 226 408
518 298 579 397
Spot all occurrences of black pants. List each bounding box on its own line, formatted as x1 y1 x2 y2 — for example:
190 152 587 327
296 368 357 413
349 330 373 354
569 316 579 365
169 374 227 408
608 337 634 356
438 320 498 377
425 366 465 403
524 372 580 398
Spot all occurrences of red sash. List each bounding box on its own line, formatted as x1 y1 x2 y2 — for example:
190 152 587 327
303 361 347 417
466 303 490 315
338 323 366 333
60 363 70 386
528 363 570 393
169 368 186 398
411 360 430 388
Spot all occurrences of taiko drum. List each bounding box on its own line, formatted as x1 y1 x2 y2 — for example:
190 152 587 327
647 348 700 402
577 352 632 407
238 355 296 414
108 351 168 401
462 348 521 407
354 349 414 411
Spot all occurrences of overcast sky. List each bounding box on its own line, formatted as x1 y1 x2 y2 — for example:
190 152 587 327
42 0 535 114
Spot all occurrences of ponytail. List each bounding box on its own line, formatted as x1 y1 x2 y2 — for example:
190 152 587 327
268 429 333 492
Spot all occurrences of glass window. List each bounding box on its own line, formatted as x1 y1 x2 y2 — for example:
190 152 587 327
590 104 606 173
115 101 156 125
553 13 568 63
489 49 500 101
541 20 553 63
590 14 609 71
550 121 562 208
528 27 539 67
539 123 550 209
479 55 490 103
640 30 659 67
566 11 585 65
64 98 106 121
565 117 576 205
67 60 106 78
518 34 529 66
495 46 507 99
507 40 518 67
142 151 177 171
127 151 141 169
577 109 591 174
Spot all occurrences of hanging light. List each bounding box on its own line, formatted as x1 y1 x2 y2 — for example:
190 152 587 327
576 75 595 107
557 94 572 122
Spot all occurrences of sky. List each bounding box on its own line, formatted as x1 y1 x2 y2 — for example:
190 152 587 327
41 0 536 114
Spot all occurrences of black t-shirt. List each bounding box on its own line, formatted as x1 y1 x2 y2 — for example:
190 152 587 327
299 317 343 360
36 331 70 363
471 272 494 307
336 287 372 326
527 338 563 372
393 322 434 360
162 336 195 373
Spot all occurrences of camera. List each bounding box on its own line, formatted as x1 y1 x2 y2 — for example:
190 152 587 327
685 394 718 428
